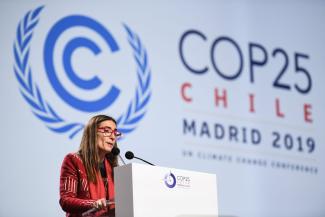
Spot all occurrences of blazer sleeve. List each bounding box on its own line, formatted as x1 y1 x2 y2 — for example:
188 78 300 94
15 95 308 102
59 153 95 213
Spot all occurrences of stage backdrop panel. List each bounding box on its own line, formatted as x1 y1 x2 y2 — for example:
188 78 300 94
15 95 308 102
0 1 324 217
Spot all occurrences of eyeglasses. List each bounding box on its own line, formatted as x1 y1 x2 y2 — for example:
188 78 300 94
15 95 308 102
97 127 122 138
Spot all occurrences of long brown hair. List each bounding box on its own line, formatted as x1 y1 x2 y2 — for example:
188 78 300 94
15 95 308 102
78 115 119 183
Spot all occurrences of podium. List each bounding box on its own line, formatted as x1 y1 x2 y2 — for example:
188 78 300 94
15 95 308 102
114 163 218 217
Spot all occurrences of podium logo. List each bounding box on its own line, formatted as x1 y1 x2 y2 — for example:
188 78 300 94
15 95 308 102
164 171 191 189
164 172 176 188
13 6 152 139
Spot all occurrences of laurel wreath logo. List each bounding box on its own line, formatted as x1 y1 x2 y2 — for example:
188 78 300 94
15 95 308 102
13 6 151 139
117 24 152 134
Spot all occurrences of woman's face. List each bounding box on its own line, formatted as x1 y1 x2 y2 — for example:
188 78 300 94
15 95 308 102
96 120 117 154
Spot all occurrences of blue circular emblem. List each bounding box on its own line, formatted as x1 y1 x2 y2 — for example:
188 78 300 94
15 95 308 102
13 6 151 138
164 172 176 188
44 15 121 112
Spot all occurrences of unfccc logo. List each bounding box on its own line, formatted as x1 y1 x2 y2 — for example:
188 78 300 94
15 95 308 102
13 6 151 138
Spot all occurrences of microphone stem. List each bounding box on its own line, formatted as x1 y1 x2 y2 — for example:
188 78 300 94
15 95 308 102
118 155 126 165
134 156 155 166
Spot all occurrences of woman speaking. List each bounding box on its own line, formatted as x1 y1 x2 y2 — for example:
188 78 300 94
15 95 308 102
59 115 121 217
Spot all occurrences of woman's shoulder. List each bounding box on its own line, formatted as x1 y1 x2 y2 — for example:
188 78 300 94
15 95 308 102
63 152 83 164
60 152 87 178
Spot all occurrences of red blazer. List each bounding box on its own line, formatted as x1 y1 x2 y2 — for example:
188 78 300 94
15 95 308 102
59 153 115 217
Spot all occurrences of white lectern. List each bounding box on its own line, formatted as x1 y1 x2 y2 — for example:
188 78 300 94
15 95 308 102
114 163 218 217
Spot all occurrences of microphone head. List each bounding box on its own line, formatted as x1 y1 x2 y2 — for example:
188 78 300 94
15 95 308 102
111 147 120 156
125 151 134 160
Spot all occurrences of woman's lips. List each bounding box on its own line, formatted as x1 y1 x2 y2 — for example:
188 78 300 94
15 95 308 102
105 141 113 146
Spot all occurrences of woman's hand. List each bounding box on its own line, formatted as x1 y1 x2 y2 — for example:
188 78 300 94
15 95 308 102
93 198 107 210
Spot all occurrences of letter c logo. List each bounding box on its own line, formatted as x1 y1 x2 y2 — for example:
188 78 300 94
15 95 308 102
44 15 120 112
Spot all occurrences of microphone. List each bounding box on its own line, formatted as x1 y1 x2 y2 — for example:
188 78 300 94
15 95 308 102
111 147 120 156
125 151 155 166
111 147 126 165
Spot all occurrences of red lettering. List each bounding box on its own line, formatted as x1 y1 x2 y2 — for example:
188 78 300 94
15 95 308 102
249 93 255 113
214 88 227 108
181 82 192 102
180 83 312 124
275 98 285 118
304 104 313 123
